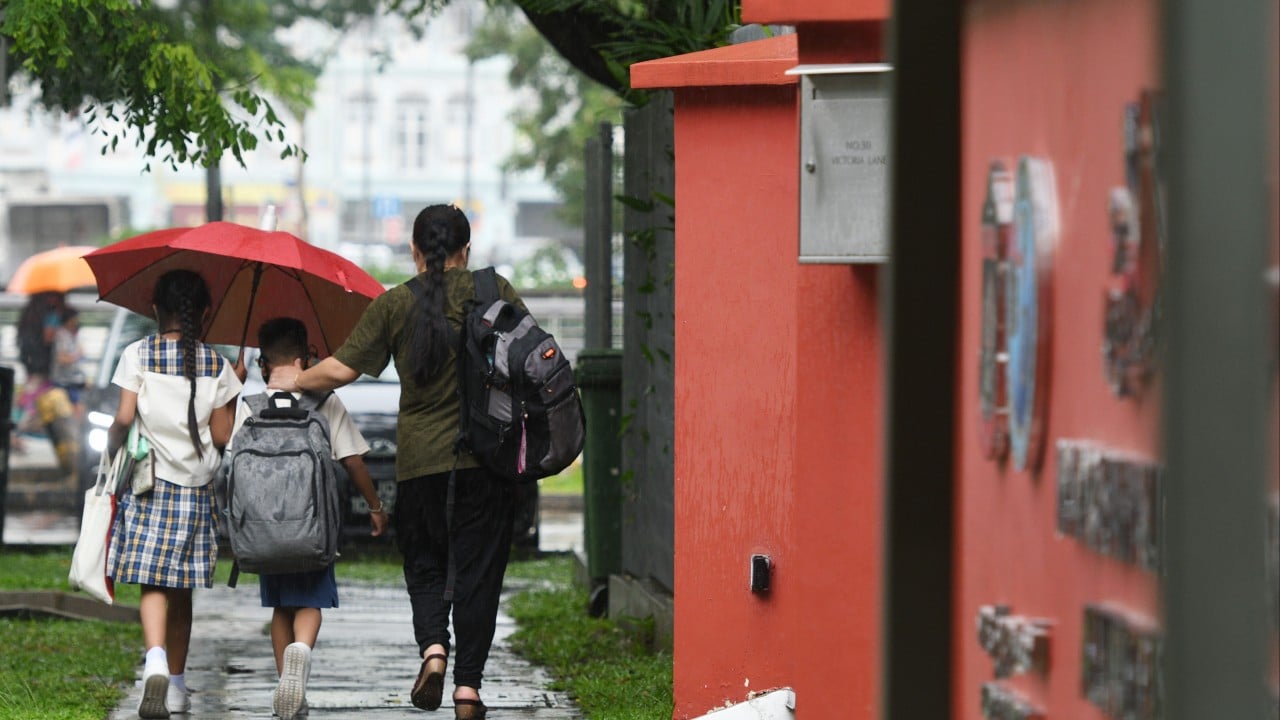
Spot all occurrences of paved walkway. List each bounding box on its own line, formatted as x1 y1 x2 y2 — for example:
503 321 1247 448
107 575 582 719
6 435 587 718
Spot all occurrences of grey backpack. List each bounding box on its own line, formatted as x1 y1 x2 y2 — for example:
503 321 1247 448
225 391 342 576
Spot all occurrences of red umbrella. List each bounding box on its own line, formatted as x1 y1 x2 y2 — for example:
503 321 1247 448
83 222 386 355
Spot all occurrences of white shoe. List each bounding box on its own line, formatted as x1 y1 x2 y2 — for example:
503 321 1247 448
272 700 309 718
137 659 170 719
166 683 191 714
273 643 311 720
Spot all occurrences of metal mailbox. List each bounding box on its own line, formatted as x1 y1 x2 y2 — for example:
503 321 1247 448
791 63 892 263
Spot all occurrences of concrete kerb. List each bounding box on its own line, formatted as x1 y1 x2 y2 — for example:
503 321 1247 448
0 590 139 623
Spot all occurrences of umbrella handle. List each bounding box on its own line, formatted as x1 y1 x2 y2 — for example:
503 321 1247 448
237 262 265 351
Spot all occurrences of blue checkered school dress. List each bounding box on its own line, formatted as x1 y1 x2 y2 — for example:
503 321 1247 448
109 480 218 587
107 336 225 589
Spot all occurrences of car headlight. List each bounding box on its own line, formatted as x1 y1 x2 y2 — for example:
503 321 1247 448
366 437 397 458
87 412 113 454
88 428 109 454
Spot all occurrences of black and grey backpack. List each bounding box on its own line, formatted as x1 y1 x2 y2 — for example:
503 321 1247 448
452 267 585 482
225 391 343 576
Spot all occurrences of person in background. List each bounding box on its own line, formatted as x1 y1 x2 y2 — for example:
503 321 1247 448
271 205 524 720
52 306 87 414
231 317 389 720
12 291 67 455
16 290 65 381
106 269 242 718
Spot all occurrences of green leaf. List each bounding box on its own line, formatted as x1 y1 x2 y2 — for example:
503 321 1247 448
615 194 655 213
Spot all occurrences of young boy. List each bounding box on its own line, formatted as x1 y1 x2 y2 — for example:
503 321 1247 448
231 317 390 720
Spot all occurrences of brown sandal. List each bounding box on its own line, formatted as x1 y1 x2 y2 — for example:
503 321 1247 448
411 653 448 710
453 698 487 720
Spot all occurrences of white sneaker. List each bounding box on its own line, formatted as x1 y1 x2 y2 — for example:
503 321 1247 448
166 683 191 714
273 643 311 720
137 659 170 719
272 700 309 718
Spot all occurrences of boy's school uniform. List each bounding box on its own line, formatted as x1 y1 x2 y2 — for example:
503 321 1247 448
231 390 370 609
230 391 369 461
108 335 243 589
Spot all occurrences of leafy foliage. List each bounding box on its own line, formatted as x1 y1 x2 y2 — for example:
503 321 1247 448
465 0 737 230
0 0 381 170
510 0 742 101
468 2 625 228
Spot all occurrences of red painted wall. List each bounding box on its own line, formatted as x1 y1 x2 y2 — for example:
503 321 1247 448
743 0 886 24
955 0 1161 717
670 84 883 719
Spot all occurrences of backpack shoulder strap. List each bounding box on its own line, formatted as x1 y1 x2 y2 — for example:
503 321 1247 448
405 275 426 300
295 390 333 414
472 267 500 305
454 269 500 458
243 393 269 415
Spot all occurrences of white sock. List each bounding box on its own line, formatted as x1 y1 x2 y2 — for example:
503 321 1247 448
144 647 167 668
169 673 187 692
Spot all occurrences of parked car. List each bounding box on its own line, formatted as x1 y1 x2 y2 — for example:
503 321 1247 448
79 307 539 548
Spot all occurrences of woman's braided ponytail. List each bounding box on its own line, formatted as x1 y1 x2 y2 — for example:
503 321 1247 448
409 205 470 385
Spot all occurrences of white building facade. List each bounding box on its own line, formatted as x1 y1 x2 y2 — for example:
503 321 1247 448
0 0 565 281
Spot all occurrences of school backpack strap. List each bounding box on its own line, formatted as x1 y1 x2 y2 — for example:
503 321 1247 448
443 267 500 603
472 266 500 305
455 268 499 455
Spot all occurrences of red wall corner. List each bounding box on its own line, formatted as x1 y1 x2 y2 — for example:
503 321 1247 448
671 82 883 719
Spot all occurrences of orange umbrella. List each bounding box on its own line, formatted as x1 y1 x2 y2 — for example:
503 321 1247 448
7 245 99 294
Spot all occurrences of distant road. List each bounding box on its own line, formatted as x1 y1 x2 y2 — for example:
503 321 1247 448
0 291 619 384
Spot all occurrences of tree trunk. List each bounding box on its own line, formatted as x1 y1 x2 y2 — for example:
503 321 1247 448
206 161 223 222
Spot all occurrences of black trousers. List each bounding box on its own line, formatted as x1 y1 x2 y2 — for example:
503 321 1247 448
394 467 515 690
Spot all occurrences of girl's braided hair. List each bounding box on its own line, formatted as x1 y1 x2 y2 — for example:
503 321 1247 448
408 204 470 385
152 270 212 459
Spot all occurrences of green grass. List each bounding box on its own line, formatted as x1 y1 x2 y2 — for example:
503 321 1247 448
0 548 141 720
334 544 405 585
0 547 141 605
504 556 673 720
505 555 576 584
0 617 141 720
540 461 583 496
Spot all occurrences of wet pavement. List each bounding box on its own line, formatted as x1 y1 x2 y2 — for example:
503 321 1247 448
5 434 587 719
106 579 583 719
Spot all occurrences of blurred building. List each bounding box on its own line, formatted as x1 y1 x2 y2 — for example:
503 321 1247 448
0 0 569 282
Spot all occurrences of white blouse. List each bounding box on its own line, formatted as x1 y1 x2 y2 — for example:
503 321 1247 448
113 337 243 488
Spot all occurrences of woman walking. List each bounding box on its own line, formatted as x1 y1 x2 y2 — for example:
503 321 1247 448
271 205 523 719
107 269 243 718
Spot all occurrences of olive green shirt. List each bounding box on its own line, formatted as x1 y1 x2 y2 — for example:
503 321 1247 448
333 267 526 481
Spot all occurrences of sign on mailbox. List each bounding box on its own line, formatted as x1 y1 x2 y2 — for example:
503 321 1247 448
792 63 892 263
